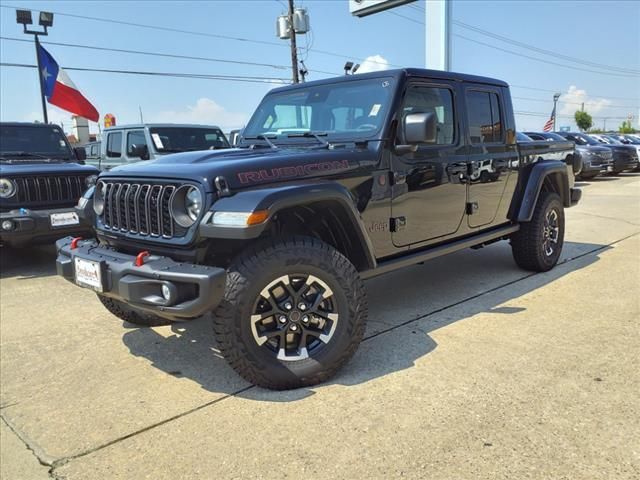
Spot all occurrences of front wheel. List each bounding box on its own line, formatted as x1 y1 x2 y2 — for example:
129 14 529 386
511 191 564 272
213 236 368 390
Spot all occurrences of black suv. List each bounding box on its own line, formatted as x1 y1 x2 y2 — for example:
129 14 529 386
0 123 99 247
555 131 615 179
56 69 580 389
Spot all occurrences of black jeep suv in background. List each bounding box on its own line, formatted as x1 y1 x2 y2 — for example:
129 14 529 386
0 123 98 247
56 69 580 389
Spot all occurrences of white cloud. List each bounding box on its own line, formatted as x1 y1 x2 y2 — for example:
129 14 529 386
355 55 390 74
154 98 249 130
559 85 611 116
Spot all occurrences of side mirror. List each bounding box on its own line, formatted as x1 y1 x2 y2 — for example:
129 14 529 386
130 144 149 160
74 147 86 163
404 112 437 144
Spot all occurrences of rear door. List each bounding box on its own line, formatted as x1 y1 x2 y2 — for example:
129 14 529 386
464 87 516 228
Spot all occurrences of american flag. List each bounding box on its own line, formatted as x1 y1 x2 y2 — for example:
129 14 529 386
543 106 556 132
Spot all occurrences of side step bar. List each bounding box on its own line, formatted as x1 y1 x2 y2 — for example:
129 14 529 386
361 224 519 280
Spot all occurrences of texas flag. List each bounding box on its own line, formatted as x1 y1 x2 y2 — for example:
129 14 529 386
37 44 99 122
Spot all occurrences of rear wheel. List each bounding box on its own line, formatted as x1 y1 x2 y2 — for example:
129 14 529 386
511 191 564 272
97 295 171 326
213 236 367 390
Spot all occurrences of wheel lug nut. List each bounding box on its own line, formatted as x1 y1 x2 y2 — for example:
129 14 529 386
298 303 307 311
302 315 309 323
278 315 287 324
290 324 298 331
284 302 292 310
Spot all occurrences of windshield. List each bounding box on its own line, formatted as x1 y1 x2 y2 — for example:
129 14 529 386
570 133 600 146
0 125 72 159
602 135 623 145
242 77 394 143
148 127 230 152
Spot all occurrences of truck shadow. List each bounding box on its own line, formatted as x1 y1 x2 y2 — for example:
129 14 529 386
0 244 58 280
122 240 609 400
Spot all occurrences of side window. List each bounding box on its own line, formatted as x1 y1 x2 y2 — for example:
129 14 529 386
106 132 122 157
466 91 503 144
126 130 147 155
401 85 455 145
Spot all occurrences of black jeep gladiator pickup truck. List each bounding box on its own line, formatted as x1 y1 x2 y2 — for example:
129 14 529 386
56 69 580 389
1 123 98 247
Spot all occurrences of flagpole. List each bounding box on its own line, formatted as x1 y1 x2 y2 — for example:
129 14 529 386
34 35 48 124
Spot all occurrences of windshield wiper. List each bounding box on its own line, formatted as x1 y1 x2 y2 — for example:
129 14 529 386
243 134 279 149
1 151 52 159
287 131 329 148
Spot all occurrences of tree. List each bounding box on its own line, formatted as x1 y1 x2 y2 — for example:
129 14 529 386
574 111 593 132
618 120 636 134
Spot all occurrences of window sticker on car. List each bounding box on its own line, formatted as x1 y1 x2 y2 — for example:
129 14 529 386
151 133 164 149
369 104 382 117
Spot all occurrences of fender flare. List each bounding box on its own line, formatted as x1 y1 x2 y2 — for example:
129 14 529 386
198 181 377 269
516 161 570 223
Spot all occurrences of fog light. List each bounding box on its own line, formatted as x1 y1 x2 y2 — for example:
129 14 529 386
1 220 15 231
161 284 172 301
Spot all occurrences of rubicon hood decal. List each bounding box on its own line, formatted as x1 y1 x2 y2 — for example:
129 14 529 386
238 160 350 184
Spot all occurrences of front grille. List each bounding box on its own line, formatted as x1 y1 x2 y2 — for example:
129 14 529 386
100 181 184 239
13 175 87 205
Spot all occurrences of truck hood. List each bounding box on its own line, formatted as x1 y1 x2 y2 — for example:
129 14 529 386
100 146 375 192
0 161 99 176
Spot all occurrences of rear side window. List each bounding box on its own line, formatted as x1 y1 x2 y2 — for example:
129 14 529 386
466 91 503 144
126 130 147 155
401 85 455 145
107 132 122 157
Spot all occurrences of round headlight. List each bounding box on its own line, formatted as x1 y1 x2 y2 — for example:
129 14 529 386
185 187 202 221
85 175 98 188
0 178 17 199
170 186 203 228
93 181 106 215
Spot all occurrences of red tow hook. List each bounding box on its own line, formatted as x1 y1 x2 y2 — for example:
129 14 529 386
134 251 150 267
70 237 83 250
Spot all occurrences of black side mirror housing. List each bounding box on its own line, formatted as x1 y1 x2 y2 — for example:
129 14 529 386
74 147 86 163
405 112 437 144
130 144 149 160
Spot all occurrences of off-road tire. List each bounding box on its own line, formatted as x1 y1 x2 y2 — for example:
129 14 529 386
97 295 171 326
511 191 564 272
213 236 368 390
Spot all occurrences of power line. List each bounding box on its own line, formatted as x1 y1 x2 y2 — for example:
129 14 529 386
0 35 339 76
510 84 640 102
0 62 291 84
0 4 395 69
453 20 640 75
512 95 638 110
454 33 639 78
515 110 630 120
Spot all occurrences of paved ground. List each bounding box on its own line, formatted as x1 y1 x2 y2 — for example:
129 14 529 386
1 174 639 480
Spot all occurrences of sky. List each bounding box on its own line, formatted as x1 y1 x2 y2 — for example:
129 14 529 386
1 0 639 135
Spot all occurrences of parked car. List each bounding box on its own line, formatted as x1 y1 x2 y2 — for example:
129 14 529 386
227 129 242 146
56 68 580 389
523 132 580 176
591 134 640 172
0 122 98 247
587 134 638 174
83 141 101 162
93 124 231 171
556 132 614 179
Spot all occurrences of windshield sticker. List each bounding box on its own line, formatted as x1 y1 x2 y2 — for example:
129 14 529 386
151 133 164 149
382 81 390 88
59 140 66 147
369 104 382 117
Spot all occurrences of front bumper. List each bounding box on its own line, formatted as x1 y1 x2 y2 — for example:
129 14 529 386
56 237 226 321
611 155 638 173
0 207 92 247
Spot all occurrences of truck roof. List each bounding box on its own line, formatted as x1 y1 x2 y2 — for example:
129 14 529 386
103 123 223 131
269 68 509 94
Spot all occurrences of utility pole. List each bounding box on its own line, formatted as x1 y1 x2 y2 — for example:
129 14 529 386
288 0 299 84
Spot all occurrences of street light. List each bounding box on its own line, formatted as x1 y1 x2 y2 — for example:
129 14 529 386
553 92 561 132
15 9 54 123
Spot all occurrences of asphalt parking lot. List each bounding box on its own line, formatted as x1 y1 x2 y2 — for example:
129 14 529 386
1 174 639 480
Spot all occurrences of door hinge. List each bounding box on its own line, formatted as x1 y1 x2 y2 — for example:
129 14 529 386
390 216 406 232
466 202 479 215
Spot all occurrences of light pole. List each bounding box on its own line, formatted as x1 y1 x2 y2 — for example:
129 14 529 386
16 9 54 124
553 92 561 132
